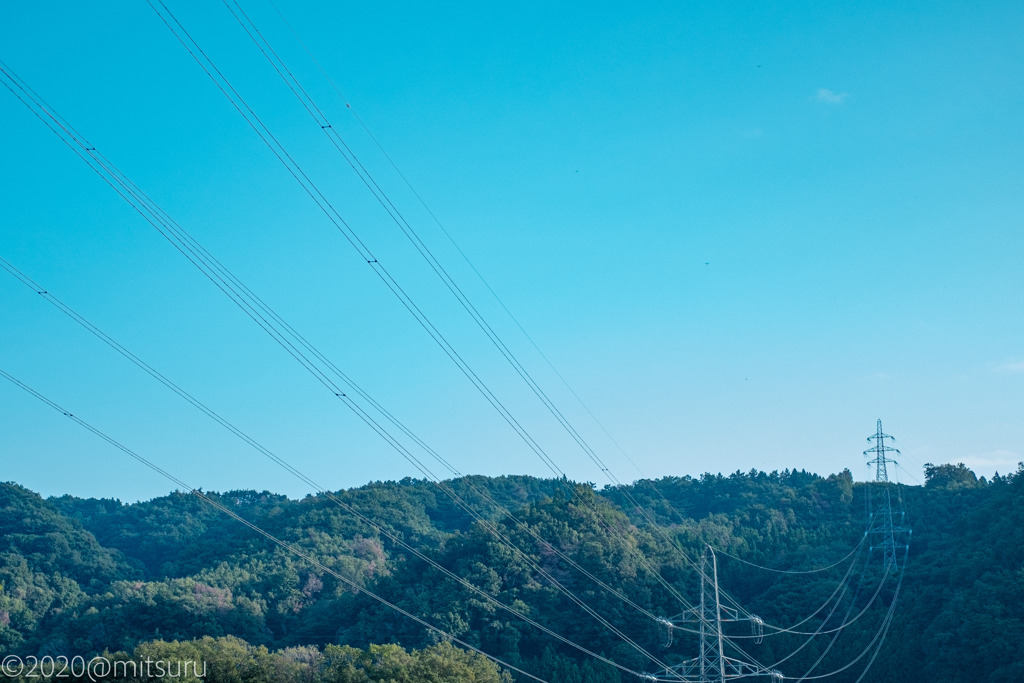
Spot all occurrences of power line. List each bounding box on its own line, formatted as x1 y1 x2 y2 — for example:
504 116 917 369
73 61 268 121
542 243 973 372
0 256 680 674
705 543 867 640
0 67 683 674
715 537 866 576
262 0 661 491
647 546 784 682
782 423 911 681
863 420 910 574
81 4 731 634
249 19 873 654
789 572 904 681
0 367 549 683
6 15 870 675
163 2 801 647
0 57 702 670
4 54 808 683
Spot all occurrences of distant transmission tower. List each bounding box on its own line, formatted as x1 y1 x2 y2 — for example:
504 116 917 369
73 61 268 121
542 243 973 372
863 419 910 572
864 419 899 483
646 546 781 682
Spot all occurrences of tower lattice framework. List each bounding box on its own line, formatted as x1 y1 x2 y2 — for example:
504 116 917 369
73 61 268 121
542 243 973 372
646 546 781 682
863 419 911 572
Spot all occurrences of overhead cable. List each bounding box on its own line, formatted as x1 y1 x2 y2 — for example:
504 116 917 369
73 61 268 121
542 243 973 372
0 65 680 674
0 367 551 683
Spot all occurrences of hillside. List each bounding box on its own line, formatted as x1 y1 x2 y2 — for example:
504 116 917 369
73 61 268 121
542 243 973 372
1 465 1021 681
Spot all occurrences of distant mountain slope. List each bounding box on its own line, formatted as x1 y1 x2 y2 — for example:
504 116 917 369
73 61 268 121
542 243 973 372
0 465 1021 681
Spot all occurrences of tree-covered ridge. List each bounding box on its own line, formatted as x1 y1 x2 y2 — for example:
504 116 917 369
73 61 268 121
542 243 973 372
0 465 1021 681
0 637 510 683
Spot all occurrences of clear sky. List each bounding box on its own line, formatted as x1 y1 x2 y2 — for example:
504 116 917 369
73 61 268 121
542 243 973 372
1 0 1022 502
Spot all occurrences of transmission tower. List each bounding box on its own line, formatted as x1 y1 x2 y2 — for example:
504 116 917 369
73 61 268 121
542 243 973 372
863 419 910 573
645 546 782 682
864 419 899 483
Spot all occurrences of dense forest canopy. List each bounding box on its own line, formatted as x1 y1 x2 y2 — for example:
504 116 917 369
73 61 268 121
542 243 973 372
1 465 1021 681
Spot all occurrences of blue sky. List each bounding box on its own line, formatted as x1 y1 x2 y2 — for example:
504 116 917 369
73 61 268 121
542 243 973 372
2 0 1022 501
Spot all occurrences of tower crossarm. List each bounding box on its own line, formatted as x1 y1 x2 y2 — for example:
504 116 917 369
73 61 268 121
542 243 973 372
649 657 783 681
650 546 777 682
664 604 745 626
864 418 900 483
863 420 912 573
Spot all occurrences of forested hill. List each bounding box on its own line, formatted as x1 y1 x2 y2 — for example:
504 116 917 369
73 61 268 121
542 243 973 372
1 465 1022 682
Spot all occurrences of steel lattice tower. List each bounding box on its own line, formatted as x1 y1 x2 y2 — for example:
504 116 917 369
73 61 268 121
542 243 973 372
863 419 910 572
864 419 899 483
646 546 781 682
